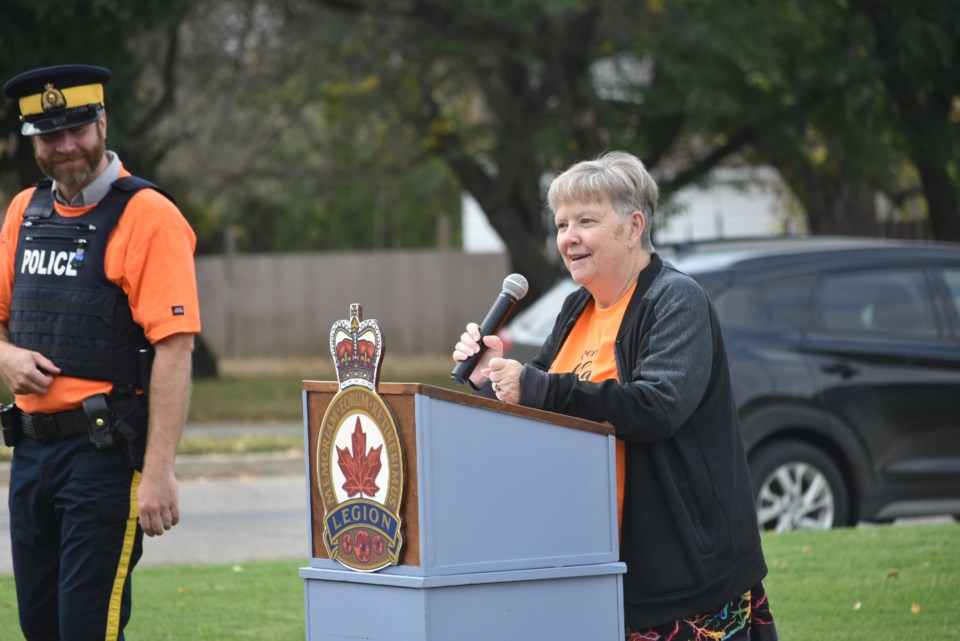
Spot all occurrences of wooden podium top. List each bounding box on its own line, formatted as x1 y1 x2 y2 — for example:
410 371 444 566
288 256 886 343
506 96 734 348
301 380 613 437
303 379 617 570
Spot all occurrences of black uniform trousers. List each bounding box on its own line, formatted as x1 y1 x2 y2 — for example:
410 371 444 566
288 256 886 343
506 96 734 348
9 433 143 641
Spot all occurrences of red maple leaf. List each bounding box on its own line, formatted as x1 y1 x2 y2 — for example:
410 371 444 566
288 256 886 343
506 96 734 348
336 418 382 497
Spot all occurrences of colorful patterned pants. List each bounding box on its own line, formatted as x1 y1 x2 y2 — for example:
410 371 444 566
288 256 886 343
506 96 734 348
626 582 777 641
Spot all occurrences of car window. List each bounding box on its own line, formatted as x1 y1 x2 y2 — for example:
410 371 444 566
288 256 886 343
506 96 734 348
944 269 960 320
815 269 937 337
714 275 816 330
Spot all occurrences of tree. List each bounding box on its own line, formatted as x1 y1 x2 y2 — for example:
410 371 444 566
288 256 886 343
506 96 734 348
304 0 960 301
648 1 898 236
0 1 462 255
140 0 464 254
5 0 957 293
0 0 212 372
304 0 761 300
851 0 960 240
0 1 191 191
684 0 958 238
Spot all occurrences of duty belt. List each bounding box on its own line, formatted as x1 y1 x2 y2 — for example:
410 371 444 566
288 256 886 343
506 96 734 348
21 408 89 443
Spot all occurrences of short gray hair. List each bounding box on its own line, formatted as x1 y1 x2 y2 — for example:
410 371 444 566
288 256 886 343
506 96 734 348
547 151 658 251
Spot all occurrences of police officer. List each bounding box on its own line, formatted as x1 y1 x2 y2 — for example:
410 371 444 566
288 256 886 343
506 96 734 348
1 64 201 640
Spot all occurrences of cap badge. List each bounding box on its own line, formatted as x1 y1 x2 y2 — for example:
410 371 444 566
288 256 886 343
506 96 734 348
41 83 66 111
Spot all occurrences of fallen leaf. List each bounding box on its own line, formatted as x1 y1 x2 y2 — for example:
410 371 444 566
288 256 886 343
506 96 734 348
177 586 188 594
911 602 921 614
778 560 788 569
802 546 813 554
886 570 899 579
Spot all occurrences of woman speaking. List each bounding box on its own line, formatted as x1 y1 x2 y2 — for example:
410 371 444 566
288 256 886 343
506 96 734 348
452 151 778 641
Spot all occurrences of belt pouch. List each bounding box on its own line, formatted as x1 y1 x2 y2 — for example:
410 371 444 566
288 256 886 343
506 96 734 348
82 394 115 449
109 385 148 470
1 402 22 447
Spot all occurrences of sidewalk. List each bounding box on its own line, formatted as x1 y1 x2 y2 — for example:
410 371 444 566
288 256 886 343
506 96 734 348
177 420 307 479
0 421 307 486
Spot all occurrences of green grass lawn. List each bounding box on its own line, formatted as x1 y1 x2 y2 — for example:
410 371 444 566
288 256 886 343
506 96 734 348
0 375 315 463
188 374 310 422
0 356 461 426
0 362 460 462
762 523 959 640
1 523 957 640
188 364 459 423
2 360 957 639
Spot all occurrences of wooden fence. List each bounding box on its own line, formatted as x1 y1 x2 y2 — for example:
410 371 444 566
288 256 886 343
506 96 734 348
196 249 511 359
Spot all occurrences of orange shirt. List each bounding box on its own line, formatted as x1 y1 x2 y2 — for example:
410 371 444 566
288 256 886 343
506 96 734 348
549 284 636 536
0 168 201 414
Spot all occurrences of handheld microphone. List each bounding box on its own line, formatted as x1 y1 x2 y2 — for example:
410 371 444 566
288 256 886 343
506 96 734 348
451 273 529 385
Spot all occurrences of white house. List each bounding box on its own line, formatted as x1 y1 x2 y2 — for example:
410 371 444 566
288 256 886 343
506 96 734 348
463 165 799 253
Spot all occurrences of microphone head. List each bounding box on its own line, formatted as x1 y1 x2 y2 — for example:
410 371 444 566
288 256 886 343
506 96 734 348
502 273 529 300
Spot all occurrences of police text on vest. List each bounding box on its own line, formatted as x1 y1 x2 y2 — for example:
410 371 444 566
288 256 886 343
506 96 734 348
21 249 79 277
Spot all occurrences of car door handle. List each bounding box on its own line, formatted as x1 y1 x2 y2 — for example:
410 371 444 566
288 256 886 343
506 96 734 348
821 362 859 379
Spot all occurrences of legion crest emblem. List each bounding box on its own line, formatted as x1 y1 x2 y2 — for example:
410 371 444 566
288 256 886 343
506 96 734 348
317 304 404 572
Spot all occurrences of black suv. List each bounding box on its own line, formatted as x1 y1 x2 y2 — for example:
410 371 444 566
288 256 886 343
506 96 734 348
504 237 960 530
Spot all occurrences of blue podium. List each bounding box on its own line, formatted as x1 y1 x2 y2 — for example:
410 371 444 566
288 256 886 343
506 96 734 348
300 382 625 641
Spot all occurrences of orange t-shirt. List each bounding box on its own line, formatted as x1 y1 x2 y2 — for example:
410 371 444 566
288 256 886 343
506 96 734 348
0 169 202 414
549 284 636 536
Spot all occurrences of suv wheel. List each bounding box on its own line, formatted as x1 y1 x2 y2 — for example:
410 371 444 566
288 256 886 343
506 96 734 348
750 441 850 532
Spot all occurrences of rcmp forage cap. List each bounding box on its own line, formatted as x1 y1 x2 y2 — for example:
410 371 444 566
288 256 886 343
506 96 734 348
3 64 111 136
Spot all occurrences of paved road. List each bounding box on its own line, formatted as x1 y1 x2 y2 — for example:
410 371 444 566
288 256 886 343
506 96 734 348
1 421 954 575
141 474 309 567
1 422 310 574
0 473 308 574
0 421 305 486
0 475 310 574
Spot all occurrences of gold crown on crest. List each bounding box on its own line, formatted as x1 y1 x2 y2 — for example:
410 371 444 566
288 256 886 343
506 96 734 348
329 304 383 391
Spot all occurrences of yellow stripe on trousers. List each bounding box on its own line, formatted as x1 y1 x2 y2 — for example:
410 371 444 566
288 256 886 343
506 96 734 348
105 470 141 641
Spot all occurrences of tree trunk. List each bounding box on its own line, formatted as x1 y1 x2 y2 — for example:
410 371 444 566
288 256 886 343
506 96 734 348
780 164 881 237
852 0 960 241
915 162 960 242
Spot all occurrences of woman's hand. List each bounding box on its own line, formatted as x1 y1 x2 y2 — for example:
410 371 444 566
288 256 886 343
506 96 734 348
486 356 523 405
452 322 504 389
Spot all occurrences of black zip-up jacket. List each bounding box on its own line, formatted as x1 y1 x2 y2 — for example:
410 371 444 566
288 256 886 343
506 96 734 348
518 253 767 628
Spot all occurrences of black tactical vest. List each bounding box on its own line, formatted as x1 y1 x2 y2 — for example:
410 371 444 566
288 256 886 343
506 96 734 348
9 177 173 387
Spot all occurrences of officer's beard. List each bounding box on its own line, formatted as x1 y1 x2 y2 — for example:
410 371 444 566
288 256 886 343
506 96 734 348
34 123 107 190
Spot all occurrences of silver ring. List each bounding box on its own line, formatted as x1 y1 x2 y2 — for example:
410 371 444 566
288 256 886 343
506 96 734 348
493 382 501 392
